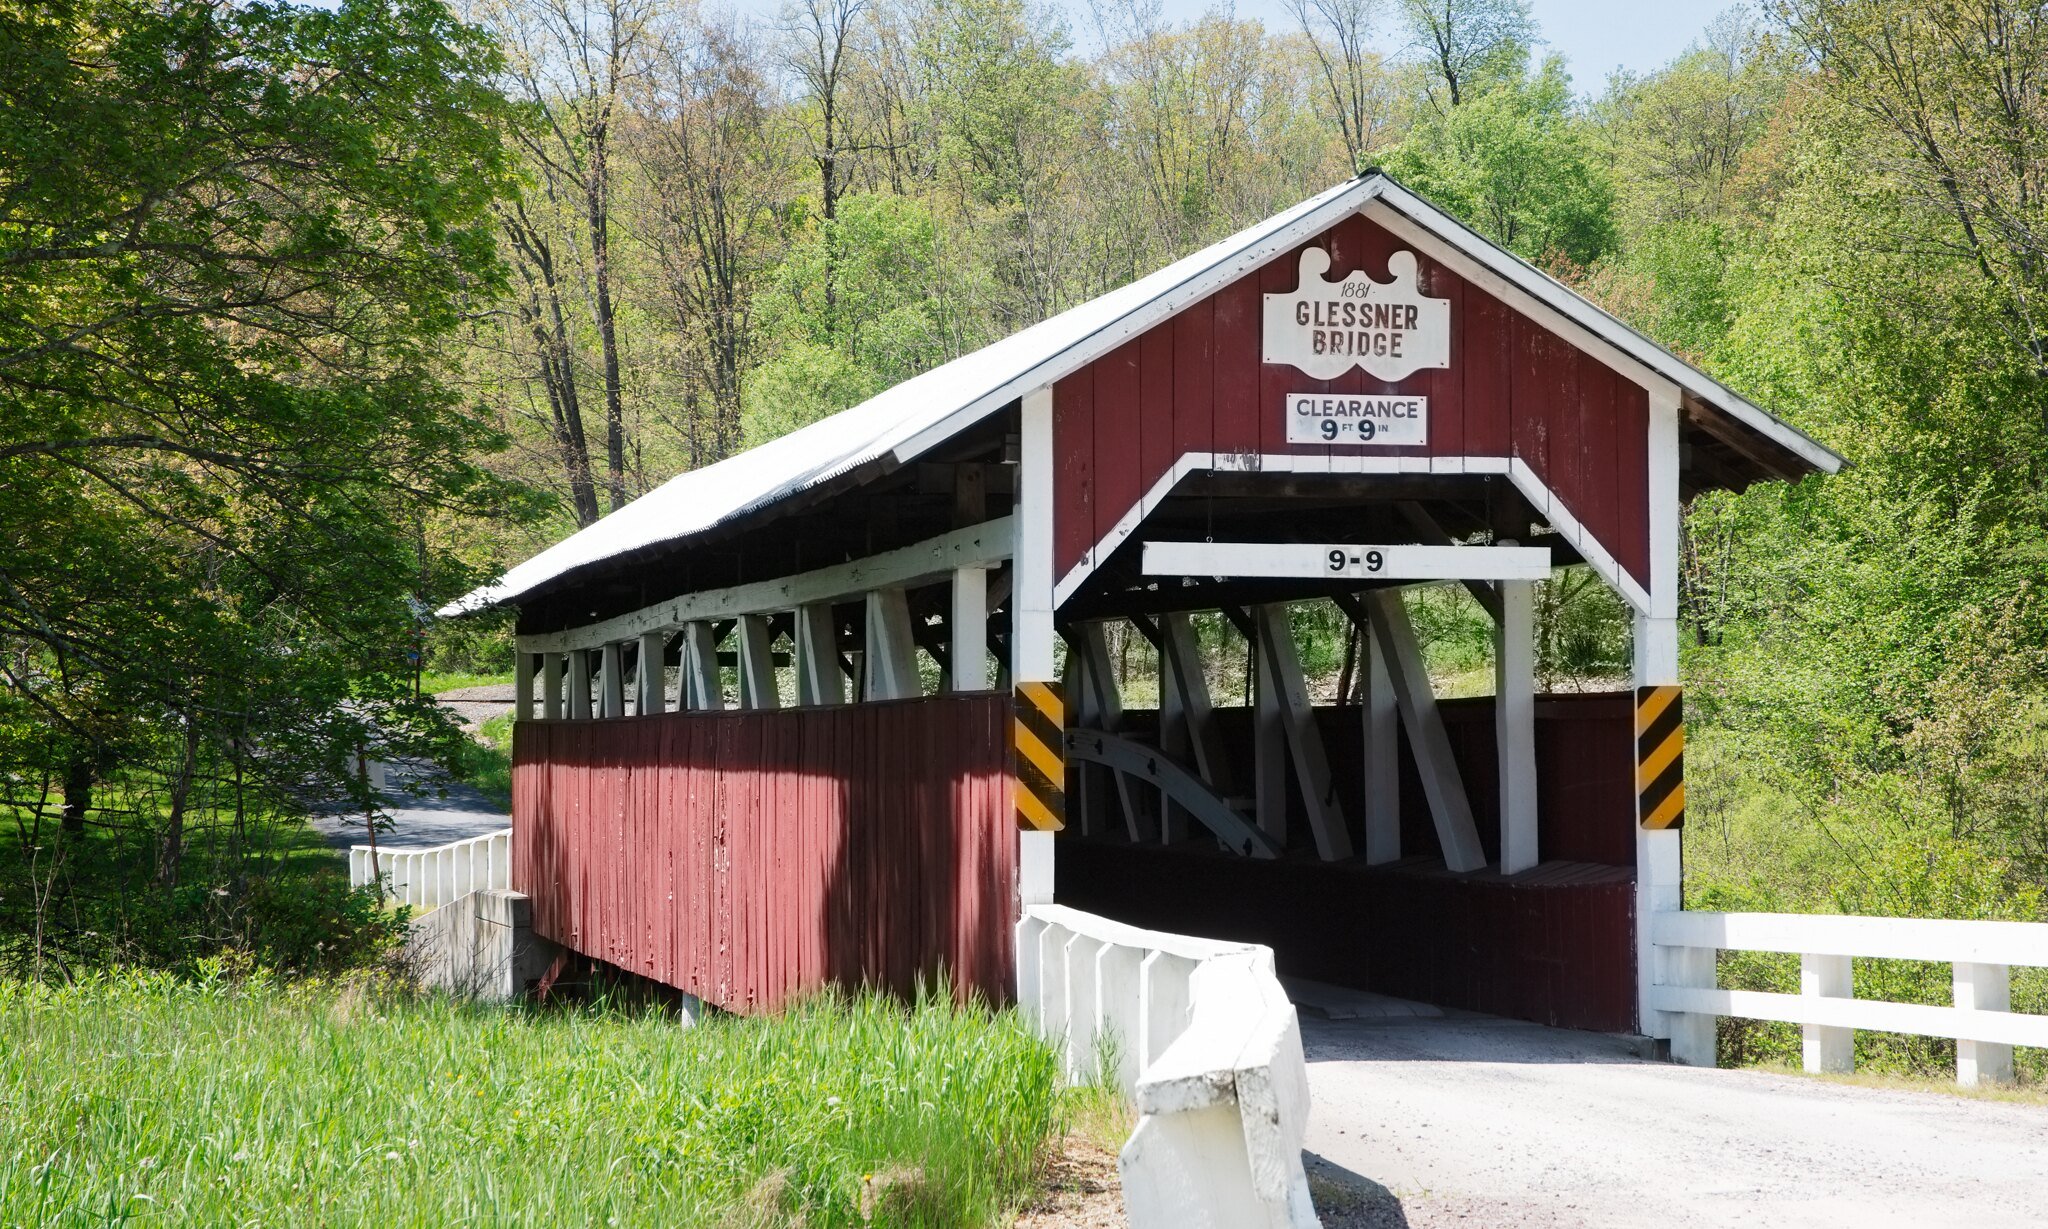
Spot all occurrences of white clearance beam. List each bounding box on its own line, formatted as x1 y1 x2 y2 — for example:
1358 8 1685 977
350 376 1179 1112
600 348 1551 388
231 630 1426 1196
1143 541 1550 583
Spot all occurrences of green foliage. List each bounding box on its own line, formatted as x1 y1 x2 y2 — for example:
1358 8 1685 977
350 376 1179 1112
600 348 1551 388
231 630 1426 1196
0 810 409 981
0 0 541 932
743 194 953 444
0 977 1064 1227
1383 57 1616 266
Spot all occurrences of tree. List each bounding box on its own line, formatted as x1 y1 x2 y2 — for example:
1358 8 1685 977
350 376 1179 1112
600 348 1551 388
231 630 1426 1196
1398 0 1535 111
1778 0 2048 394
781 0 877 341
486 0 655 518
1285 0 1401 170
0 0 530 893
1382 57 1615 265
634 10 783 466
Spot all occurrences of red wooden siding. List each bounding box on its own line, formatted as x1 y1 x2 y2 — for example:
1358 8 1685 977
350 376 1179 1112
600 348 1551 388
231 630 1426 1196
511 694 1017 1013
1052 213 1652 588
1059 840 1636 1033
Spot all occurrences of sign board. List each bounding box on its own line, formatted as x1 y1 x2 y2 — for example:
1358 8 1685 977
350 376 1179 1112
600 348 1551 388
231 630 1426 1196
1285 393 1427 446
1142 540 1550 582
1262 248 1450 382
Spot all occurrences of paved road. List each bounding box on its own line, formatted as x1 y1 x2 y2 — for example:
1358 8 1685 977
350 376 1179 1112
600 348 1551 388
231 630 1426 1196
1299 1009 2048 1229
308 758 508 851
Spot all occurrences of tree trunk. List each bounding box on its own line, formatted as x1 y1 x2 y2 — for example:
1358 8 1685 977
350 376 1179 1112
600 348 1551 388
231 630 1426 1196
62 756 92 834
156 717 201 888
588 135 628 515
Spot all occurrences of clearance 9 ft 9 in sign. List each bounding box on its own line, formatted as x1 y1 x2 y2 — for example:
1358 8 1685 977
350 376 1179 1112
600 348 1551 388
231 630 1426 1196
1285 393 1427 446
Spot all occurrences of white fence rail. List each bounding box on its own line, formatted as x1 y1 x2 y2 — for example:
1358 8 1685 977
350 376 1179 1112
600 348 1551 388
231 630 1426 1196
348 829 512 914
1016 904 1318 1229
1650 909 2048 1085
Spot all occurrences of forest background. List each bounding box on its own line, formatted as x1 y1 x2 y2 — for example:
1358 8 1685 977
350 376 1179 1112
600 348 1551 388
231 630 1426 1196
6 0 2048 1071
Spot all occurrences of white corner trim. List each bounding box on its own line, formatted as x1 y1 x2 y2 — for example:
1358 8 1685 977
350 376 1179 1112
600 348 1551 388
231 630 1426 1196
1052 452 1655 615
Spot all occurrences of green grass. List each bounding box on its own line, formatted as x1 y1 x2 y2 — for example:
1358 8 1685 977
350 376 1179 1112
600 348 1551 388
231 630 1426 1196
0 975 1064 1227
452 712 514 812
421 670 514 695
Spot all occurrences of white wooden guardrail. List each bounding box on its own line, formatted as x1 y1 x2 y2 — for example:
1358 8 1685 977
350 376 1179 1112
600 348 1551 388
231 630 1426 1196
1016 904 1318 1229
347 829 511 913
1650 909 2048 1085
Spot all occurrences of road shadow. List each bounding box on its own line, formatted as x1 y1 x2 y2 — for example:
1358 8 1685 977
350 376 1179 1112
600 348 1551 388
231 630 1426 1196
1305 1151 1410 1228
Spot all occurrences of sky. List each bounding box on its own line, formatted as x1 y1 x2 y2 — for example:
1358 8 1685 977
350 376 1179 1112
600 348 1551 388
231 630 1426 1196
1058 0 1743 87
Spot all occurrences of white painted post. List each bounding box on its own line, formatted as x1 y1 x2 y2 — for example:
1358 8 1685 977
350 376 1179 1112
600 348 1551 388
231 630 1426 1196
950 565 988 692
1016 386 1058 909
1801 953 1854 1073
1252 623 1288 848
1637 383 1687 1043
1367 590 1485 872
1064 933 1105 1081
794 603 841 705
599 642 625 718
541 652 564 720
863 588 919 700
1254 603 1352 861
1139 950 1197 1071
514 652 535 723
1495 575 1538 874
1362 617 1400 864
736 613 779 710
683 621 722 711
1666 935 1717 1067
1954 962 2013 1086
568 650 592 720
637 631 666 716
1095 942 1145 1096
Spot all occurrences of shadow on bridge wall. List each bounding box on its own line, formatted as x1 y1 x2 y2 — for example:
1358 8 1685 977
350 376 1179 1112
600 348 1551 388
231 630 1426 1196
507 693 1016 1013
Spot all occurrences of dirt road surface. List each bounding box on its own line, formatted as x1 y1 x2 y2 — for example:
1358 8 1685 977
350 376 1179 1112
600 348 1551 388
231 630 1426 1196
1299 1011 2048 1229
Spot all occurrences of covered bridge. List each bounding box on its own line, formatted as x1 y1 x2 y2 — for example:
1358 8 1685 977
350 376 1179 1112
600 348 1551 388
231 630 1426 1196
449 171 1842 1035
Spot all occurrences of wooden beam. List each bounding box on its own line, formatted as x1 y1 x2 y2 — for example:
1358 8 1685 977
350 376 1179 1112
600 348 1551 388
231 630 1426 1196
737 613 779 710
682 621 722 711
1067 730 1281 858
1144 540 1551 582
1364 590 1486 872
794 603 841 705
569 649 593 721
1398 501 1503 621
1251 623 1287 848
1496 577 1538 873
541 652 564 720
1363 615 1400 864
1255 604 1353 861
636 631 666 716
517 517 1016 654
951 565 988 692
514 652 536 723
599 642 625 718
864 588 920 701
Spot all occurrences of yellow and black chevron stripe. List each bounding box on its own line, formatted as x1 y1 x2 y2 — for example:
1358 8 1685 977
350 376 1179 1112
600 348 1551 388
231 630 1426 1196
1012 680 1066 832
1636 685 1685 830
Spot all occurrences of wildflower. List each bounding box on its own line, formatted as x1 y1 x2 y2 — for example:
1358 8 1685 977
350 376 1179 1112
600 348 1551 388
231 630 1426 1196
138 1157 157 1170
385 1151 400 1161
825 1096 842 1108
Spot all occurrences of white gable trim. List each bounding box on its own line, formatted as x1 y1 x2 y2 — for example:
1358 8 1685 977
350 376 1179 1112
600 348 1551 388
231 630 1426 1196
888 178 1393 466
1368 182 1843 477
1052 451 1654 616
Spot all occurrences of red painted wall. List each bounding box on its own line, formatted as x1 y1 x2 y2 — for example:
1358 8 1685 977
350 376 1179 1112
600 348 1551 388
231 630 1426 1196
511 694 1017 1013
1053 213 1651 589
1058 841 1636 1033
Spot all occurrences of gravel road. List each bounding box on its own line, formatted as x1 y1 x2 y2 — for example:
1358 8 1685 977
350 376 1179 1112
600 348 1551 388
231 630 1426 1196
1299 1011 2048 1229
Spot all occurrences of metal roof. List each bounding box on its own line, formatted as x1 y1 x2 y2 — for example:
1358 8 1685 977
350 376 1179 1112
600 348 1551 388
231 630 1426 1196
448 172 1842 616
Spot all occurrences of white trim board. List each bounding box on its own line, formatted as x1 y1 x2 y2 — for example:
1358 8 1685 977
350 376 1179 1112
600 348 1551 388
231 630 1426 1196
1143 541 1552 582
517 517 1015 655
1052 453 1653 615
